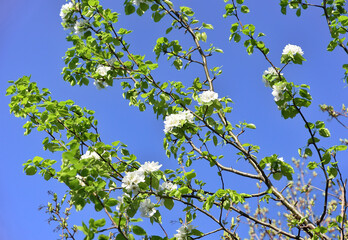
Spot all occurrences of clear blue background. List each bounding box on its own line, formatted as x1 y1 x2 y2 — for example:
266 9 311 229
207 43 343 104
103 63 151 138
1 0 347 239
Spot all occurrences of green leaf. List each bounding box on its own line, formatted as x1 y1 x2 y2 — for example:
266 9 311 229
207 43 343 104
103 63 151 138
88 0 99 7
105 198 118 207
201 32 207 42
125 4 136 15
152 11 164 22
304 148 312 156
203 196 214 211
202 22 214 30
139 2 149 11
338 16 348 26
191 229 204 236
241 5 250 13
307 162 318 170
149 236 163 240
308 137 320 145
173 59 183 70
98 235 109 240
25 165 37 175
68 58 79 69
213 135 218 146
233 33 241 42
95 218 106 227
178 187 192 194
246 123 256 129
296 8 301 17
163 198 174 210
315 121 325 129
151 176 160 189
327 167 338 179
273 172 282 180
319 128 330 138
299 89 312 100
215 189 226 198
336 145 347 151
322 152 331 165
133 225 146 236
185 171 196 181
165 27 173 34
116 233 127 240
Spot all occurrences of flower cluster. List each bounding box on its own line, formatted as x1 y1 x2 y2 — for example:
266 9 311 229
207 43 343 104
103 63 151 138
139 199 156 218
96 65 111 77
263 67 278 76
132 0 148 6
121 170 145 193
76 175 86 186
282 44 304 56
116 193 130 211
94 65 110 89
156 181 178 205
159 181 177 192
94 59 116 89
121 161 162 193
74 19 89 35
262 67 284 87
60 2 89 35
164 110 194 133
271 83 287 102
139 161 162 173
174 224 194 240
198 90 218 105
81 150 112 161
60 2 74 22
81 150 101 160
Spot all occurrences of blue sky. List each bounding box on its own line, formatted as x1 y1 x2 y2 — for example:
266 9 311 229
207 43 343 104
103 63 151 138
1 0 347 239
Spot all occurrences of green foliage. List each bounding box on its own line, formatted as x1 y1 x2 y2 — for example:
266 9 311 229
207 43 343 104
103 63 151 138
7 0 348 239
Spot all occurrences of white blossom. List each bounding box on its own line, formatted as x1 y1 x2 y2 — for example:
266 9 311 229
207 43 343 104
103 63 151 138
271 83 287 101
94 60 116 89
74 19 89 35
81 150 111 160
107 58 116 66
262 67 283 87
76 175 86 186
174 224 194 240
180 110 195 123
96 65 111 77
159 182 177 192
121 171 145 193
93 59 116 89
81 150 101 160
93 80 109 90
116 193 130 211
282 44 304 56
139 161 162 174
266 163 271 170
198 90 218 105
164 110 194 133
263 67 278 76
60 2 74 21
139 199 156 218
132 0 148 6
156 181 178 205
